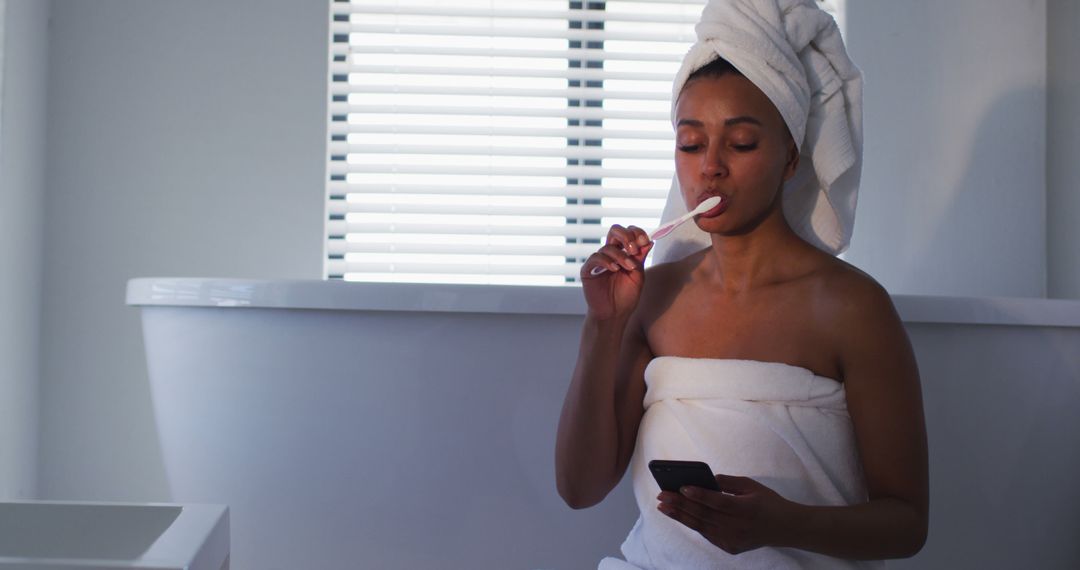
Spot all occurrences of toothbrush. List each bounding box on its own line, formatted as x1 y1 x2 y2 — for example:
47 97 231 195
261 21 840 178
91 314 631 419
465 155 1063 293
589 196 722 276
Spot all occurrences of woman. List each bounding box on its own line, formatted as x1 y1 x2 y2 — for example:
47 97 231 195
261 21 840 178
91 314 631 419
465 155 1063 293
555 1 928 568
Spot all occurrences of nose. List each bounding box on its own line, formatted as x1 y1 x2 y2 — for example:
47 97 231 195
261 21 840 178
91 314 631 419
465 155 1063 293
701 145 728 178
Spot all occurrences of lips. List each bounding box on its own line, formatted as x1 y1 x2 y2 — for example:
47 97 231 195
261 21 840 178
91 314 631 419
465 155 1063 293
697 193 728 218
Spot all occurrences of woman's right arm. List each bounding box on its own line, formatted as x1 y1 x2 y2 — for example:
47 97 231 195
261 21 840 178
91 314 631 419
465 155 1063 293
555 225 653 509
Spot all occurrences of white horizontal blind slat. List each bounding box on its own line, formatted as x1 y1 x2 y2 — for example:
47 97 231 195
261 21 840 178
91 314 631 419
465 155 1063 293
328 124 673 140
330 23 697 43
329 143 671 160
329 261 586 279
333 102 669 120
327 201 660 218
328 221 619 240
336 64 674 82
329 84 672 101
334 45 684 64
327 0 842 285
327 182 669 199
337 4 700 25
327 241 615 258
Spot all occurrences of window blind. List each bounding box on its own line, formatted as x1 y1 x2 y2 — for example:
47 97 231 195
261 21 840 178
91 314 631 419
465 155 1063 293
325 0 841 285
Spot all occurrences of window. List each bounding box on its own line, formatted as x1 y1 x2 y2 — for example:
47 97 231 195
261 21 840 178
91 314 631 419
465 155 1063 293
325 0 843 285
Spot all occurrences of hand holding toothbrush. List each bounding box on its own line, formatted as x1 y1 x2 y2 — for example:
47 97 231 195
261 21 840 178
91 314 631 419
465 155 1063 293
581 196 721 321
580 224 653 322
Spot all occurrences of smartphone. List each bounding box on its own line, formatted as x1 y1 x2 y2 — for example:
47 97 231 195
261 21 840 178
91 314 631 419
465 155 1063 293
648 459 721 493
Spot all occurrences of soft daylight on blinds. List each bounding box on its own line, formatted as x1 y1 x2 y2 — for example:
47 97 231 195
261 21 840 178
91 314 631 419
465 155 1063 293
325 0 842 285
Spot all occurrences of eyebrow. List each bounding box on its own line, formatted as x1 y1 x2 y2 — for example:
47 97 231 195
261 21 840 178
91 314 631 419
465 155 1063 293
676 116 763 128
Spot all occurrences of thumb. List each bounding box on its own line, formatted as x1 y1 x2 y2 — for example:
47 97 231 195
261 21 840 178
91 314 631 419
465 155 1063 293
714 473 758 494
634 241 655 265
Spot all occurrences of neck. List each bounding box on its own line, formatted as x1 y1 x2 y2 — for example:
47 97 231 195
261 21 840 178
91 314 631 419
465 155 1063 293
698 205 810 296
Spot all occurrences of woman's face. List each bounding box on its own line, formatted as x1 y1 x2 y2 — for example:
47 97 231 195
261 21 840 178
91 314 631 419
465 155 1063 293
673 73 798 236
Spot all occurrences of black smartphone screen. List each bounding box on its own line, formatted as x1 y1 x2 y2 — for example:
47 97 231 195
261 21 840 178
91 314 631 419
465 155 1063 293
648 459 721 493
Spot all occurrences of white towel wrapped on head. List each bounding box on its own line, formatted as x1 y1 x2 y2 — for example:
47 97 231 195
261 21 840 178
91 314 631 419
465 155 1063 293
599 358 885 569
652 0 863 262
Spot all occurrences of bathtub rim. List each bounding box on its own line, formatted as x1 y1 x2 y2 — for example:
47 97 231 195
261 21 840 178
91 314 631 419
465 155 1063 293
125 277 1080 329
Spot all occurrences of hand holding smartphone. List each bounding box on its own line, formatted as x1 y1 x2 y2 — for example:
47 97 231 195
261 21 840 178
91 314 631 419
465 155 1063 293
648 459 721 493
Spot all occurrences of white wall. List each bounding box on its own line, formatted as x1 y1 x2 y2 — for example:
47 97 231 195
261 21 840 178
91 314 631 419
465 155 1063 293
1047 0 1080 298
842 0 1048 297
38 0 327 499
0 0 47 500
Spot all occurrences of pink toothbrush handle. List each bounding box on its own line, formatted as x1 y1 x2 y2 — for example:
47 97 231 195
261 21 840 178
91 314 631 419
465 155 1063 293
583 197 715 278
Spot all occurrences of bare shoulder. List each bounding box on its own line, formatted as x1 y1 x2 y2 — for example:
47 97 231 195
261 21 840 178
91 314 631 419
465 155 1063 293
810 256 914 382
814 256 897 321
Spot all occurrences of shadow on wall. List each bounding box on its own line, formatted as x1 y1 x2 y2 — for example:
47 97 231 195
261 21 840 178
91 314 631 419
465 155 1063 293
39 307 172 503
894 323 1080 569
911 86 1047 297
842 1 1045 297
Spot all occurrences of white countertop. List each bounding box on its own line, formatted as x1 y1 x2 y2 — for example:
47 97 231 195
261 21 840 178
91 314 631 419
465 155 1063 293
125 278 1080 328
0 500 228 570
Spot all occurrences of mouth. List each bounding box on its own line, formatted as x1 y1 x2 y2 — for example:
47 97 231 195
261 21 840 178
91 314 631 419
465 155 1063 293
697 193 728 218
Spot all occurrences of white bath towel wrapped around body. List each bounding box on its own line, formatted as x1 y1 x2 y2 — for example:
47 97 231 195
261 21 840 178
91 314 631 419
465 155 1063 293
599 357 886 569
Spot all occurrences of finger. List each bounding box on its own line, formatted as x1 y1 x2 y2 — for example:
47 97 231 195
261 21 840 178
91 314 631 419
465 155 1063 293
633 241 654 266
627 225 651 249
658 501 704 532
601 225 650 270
599 243 638 271
659 500 737 537
680 485 745 517
668 489 745 523
584 252 622 276
588 247 633 274
605 224 629 246
714 474 759 495
617 226 647 256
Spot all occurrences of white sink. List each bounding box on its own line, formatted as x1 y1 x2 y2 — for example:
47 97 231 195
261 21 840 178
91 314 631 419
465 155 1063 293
0 501 228 570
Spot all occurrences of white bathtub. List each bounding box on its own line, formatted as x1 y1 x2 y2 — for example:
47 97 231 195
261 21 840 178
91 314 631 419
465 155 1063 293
127 278 1080 570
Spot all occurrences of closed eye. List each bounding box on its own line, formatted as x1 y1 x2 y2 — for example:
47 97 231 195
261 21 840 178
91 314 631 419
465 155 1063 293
677 145 700 152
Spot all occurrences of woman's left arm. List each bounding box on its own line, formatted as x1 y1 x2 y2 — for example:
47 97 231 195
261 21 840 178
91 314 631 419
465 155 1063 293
786 279 929 558
658 279 928 559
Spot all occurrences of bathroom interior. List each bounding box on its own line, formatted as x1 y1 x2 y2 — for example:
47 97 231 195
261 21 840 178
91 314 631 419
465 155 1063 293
2 0 1079 568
